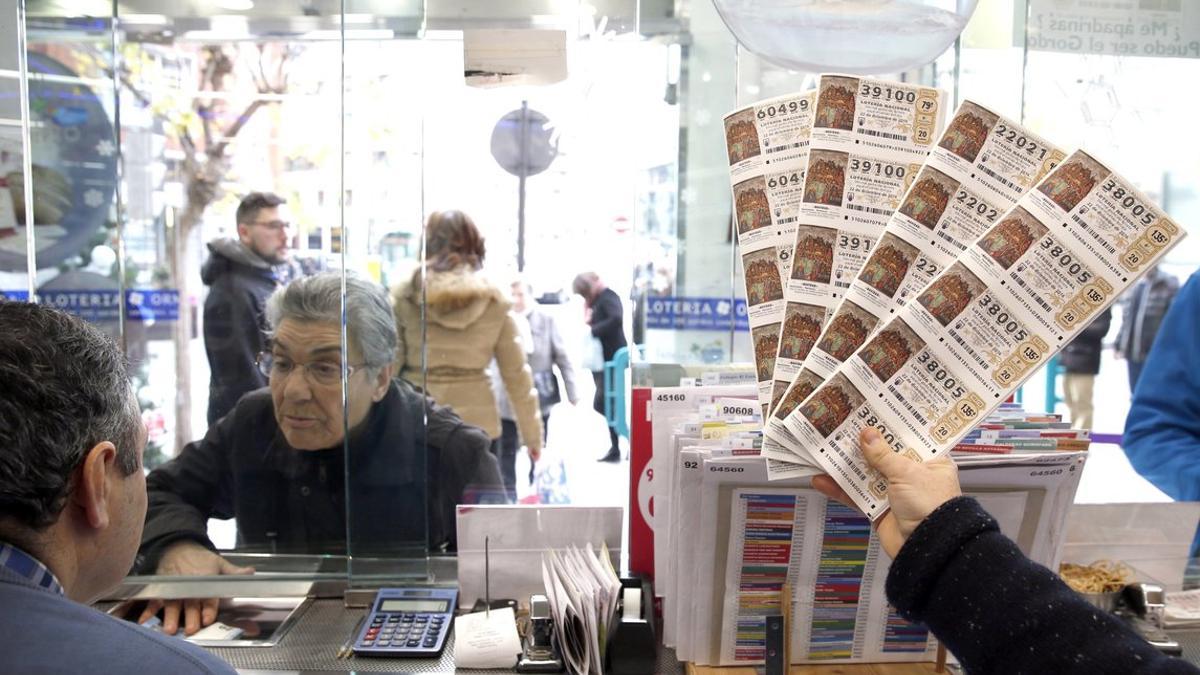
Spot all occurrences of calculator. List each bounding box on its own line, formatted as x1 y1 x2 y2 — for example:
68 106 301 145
352 588 458 657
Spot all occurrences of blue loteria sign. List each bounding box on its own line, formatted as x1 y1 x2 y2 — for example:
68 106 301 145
1 288 179 322
645 296 749 332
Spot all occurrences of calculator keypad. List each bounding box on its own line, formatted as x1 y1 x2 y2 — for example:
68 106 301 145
358 611 450 654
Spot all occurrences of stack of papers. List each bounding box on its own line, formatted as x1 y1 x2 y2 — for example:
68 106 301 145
654 439 1085 666
953 404 1091 454
541 543 621 675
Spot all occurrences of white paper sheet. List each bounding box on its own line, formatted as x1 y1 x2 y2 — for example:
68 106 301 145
453 607 523 669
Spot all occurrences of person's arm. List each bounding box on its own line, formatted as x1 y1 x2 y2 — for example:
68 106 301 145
812 430 1198 675
136 409 254 635
138 413 237 571
887 497 1194 674
1124 270 1200 501
546 313 579 404
496 311 544 458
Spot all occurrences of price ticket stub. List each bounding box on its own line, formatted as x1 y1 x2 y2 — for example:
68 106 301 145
771 150 1186 513
762 102 1065 466
724 90 817 413
767 75 948 417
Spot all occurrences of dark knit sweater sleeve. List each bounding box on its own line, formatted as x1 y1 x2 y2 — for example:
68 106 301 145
885 496 1197 675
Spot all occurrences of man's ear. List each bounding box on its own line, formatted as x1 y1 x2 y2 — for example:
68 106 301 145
236 221 252 244
73 442 117 531
372 363 393 402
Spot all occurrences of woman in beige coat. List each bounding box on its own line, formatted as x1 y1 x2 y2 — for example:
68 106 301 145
393 211 544 473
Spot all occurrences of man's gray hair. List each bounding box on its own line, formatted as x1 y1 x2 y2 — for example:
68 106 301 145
266 271 397 368
0 302 142 531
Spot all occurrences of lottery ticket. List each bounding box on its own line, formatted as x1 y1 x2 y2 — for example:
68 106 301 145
763 102 1065 466
767 75 948 416
771 150 1186 513
724 90 816 413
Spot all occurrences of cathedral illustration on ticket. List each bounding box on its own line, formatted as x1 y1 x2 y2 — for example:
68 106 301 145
804 151 847 207
753 323 780 381
859 320 924 382
899 168 956 229
1037 153 1105 213
815 77 857 131
734 177 771 234
917 263 985 326
938 102 997 163
779 302 825 361
977 207 1047 270
743 249 785 306
801 374 864 438
790 226 835 284
860 234 918 298
724 108 760 165
817 302 879 361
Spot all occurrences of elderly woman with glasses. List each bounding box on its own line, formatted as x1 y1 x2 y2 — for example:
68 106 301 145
135 272 502 637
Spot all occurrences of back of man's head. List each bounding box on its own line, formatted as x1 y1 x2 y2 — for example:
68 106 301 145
0 301 143 598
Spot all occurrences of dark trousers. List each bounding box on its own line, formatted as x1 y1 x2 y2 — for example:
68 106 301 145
593 370 619 454
494 413 550 502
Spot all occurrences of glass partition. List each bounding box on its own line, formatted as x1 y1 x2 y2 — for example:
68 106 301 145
0 3 32 295
11 0 673 591
6 0 1197 594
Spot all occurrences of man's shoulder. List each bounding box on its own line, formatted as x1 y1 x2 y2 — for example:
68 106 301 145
1177 268 1200 300
0 580 234 674
228 387 277 424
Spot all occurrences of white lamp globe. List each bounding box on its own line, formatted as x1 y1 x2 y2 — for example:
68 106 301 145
712 0 980 75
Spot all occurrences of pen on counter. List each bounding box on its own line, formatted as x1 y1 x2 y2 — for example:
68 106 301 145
338 613 367 659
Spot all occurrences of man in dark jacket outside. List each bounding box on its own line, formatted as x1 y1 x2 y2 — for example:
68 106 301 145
1060 307 1111 430
202 192 301 424
1116 265 1180 392
137 273 503 636
574 272 628 463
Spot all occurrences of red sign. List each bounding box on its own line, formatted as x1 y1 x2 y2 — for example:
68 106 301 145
628 387 654 578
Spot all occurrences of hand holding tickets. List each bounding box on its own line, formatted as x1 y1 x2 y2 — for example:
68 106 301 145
812 428 961 557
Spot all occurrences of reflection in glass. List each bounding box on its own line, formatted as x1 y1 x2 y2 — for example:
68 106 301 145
203 192 300 427
392 211 545 473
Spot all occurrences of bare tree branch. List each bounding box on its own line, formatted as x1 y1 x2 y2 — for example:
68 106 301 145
117 69 152 108
178 125 197 156
274 45 288 94
211 99 267 157
198 49 220 149
256 44 272 94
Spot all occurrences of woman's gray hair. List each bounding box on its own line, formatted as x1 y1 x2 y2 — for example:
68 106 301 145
266 271 398 368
